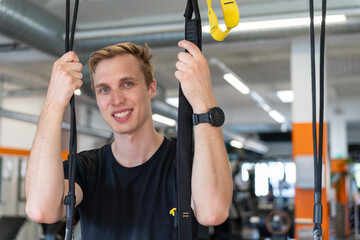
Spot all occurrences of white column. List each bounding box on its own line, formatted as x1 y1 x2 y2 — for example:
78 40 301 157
291 37 325 123
291 37 316 123
329 111 348 159
290 37 331 239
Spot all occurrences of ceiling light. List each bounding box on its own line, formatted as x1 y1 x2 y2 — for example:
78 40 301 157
203 14 346 33
152 114 176 126
222 129 269 154
249 91 265 104
165 97 179 108
74 89 81 96
75 23 184 40
212 58 287 125
245 140 269 154
261 103 272 112
230 140 243 149
223 73 250 95
276 90 294 103
269 110 285 123
233 14 347 31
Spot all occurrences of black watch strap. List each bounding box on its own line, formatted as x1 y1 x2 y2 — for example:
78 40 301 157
192 112 209 125
192 107 225 126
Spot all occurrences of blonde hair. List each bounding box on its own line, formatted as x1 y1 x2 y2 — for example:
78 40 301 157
88 42 154 90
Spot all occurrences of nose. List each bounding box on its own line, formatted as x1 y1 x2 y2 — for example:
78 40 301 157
110 90 125 106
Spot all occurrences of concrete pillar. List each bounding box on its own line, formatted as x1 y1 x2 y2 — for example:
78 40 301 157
0 77 3 146
329 109 351 237
291 37 330 240
329 111 348 159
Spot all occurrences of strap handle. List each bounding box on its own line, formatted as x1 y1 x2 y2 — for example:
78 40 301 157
309 0 327 239
177 1 201 239
206 0 239 41
64 1 80 239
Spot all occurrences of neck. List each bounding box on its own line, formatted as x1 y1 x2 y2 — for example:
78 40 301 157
111 127 164 168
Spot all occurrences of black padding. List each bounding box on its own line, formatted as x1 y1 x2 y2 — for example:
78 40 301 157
0 216 26 240
177 0 202 239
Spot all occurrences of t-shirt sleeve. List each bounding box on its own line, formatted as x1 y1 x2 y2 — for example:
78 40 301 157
62 149 100 204
63 157 84 191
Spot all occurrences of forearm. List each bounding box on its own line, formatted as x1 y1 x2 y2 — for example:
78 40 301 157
175 40 233 225
25 101 66 223
191 124 233 226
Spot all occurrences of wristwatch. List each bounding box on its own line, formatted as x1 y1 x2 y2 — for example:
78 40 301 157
192 107 225 127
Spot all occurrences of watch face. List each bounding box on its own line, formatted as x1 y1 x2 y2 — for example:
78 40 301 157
210 107 225 127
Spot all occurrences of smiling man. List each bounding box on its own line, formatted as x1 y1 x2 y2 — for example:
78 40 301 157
25 40 232 240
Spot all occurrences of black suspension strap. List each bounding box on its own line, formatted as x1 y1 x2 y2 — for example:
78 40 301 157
63 0 80 239
177 0 201 239
309 0 327 239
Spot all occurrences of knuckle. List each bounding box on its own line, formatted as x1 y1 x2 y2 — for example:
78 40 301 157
182 72 190 80
53 59 62 68
174 71 181 80
68 51 76 57
57 65 64 72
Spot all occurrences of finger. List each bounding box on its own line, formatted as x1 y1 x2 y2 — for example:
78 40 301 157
175 61 189 72
177 52 194 66
60 51 80 63
74 79 83 89
71 71 83 81
66 62 83 72
174 70 183 81
178 40 202 59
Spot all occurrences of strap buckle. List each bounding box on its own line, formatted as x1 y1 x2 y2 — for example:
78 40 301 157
207 0 240 41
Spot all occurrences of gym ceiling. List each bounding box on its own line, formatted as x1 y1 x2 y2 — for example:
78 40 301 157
0 0 359 151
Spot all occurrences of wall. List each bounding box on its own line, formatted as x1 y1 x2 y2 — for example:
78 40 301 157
0 93 109 240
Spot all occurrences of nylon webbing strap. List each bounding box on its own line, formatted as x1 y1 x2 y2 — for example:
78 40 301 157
63 1 80 239
309 0 327 239
177 0 201 239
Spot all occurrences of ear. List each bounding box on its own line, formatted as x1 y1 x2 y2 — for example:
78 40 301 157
149 79 157 99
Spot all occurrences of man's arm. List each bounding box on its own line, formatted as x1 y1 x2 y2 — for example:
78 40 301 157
175 40 233 226
25 51 84 223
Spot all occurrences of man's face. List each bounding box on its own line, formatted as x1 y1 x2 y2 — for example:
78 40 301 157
93 54 156 135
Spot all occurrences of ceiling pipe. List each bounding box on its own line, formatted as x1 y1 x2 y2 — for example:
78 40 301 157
75 15 360 52
0 0 64 56
1 0 360 57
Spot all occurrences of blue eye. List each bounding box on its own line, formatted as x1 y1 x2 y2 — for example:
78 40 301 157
100 87 110 93
123 82 133 88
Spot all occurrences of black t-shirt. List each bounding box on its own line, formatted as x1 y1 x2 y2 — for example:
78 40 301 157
64 138 198 240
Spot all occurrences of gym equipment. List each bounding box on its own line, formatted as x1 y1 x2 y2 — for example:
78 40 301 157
265 210 291 239
309 0 327 239
0 216 26 240
206 0 239 41
62 1 80 240
41 221 66 240
177 0 202 239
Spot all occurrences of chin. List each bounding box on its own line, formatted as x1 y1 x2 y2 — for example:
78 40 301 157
112 125 135 135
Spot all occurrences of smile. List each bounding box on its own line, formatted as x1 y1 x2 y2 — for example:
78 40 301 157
113 110 133 119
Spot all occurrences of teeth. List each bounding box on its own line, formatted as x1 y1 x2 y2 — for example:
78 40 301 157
114 110 132 118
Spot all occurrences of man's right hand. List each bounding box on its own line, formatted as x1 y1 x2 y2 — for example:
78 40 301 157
25 51 84 223
46 51 83 108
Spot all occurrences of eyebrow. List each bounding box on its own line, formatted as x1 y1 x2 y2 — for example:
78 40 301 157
94 82 107 89
94 76 137 89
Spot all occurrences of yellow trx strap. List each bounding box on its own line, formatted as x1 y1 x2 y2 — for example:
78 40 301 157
206 0 239 41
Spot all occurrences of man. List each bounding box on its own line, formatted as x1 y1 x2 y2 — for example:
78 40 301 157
25 40 232 239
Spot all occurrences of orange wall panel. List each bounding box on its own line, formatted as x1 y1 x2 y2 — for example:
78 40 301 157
292 122 329 240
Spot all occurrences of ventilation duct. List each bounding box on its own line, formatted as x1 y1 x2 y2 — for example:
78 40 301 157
0 0 64 56
1 0 360 56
